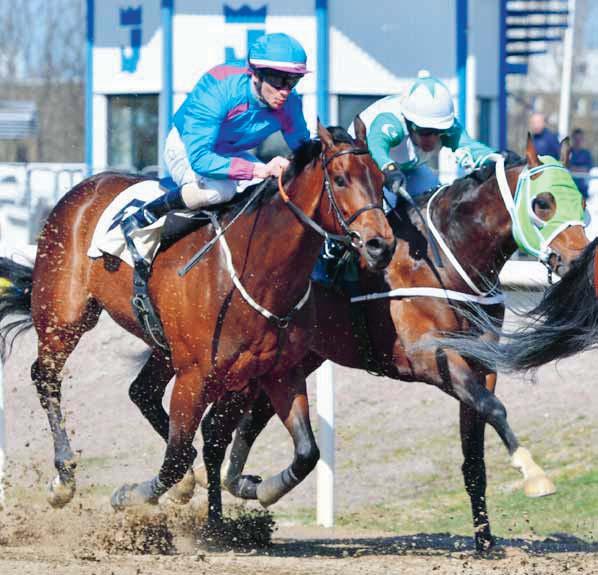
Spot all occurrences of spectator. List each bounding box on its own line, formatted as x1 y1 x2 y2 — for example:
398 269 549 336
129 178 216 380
570 128 593 199
529 112 560 159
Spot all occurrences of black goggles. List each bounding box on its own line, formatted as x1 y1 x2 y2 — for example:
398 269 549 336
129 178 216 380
408 122 445 137
259 70 303 90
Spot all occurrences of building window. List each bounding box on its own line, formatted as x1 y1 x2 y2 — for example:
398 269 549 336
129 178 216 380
108 94 158 173
338 95 381 130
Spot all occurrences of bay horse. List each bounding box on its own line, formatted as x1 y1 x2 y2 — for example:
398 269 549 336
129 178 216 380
194 136 589 552
0 120 395 524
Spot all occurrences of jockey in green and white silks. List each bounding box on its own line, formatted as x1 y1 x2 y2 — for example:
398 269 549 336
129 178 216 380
352 70 496 208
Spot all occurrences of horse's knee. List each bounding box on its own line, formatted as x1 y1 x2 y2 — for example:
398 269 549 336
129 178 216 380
292 441 320 478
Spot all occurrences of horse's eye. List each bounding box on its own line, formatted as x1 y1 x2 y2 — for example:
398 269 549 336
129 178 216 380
334 176 346 187
533 197 551 211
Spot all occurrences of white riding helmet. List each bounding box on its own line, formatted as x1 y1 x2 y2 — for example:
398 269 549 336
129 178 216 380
401 70 455 131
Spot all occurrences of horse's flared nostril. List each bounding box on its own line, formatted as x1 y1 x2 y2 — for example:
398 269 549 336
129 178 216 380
365 237 393 268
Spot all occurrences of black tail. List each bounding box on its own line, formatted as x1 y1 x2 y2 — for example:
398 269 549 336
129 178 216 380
0 256 34 360
436 238 598 372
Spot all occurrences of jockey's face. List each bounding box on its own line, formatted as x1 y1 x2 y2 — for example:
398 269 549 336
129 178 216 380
252 70 301 110
409 124 444 152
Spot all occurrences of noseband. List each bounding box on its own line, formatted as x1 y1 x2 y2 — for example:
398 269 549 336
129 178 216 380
278 146 385 249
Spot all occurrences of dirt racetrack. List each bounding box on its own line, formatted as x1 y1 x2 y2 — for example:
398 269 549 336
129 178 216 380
0 291 597 574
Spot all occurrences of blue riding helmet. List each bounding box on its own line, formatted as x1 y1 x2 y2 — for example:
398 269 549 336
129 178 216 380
248 33 308 75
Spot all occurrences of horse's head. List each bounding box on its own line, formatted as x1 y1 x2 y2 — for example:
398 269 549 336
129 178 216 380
517 134 589 276
316 117 396 270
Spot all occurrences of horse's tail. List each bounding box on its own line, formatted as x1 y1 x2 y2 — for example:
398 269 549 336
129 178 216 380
436 238 598 373
0 256 34 360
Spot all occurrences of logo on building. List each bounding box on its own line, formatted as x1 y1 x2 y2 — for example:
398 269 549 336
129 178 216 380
223 4 267 65
120 6 143 73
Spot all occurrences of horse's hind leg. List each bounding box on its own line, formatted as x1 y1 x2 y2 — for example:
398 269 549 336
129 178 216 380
255 367 320 507
128 349 174 442
33 300 102 507
460 390 493 553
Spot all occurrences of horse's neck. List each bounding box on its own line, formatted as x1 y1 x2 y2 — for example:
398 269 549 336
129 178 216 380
227 167 325 308
432 169 518 285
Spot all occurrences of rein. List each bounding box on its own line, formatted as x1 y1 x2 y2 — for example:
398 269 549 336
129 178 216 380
277 147 385 249
192 145 385 329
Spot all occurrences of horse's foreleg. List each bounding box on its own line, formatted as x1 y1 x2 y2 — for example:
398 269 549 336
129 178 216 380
255 368 319 507
128 349 196 503
445 352 555 500
111 366 207 511
195 388 275 498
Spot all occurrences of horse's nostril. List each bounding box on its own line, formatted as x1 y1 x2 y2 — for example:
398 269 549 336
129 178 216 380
365 237 385 257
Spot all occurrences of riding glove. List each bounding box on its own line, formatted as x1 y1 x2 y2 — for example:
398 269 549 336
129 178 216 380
383 163 406 193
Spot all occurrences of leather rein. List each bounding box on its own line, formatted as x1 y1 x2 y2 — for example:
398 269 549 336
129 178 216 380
277 146 385 249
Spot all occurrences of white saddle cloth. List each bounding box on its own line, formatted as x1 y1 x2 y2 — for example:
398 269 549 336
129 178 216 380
87 180 168 268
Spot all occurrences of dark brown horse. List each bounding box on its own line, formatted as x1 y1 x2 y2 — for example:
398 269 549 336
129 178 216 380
194 136 589 552
0 120 395 524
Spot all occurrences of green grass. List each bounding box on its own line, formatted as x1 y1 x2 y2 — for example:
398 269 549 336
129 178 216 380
275 469 597 542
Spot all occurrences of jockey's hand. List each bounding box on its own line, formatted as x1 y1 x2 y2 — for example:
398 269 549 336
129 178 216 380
253 156 290 179
383 163 406 193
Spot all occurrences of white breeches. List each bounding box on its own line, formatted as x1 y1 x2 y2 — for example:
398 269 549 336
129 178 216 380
163 127 263 209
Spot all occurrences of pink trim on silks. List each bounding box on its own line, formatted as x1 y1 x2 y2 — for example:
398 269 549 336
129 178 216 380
208 65 249 80
230 157 256 180
226 103 249 120
248 59 308 74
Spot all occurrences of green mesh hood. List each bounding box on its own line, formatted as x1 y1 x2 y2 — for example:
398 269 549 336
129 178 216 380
512 156 585 259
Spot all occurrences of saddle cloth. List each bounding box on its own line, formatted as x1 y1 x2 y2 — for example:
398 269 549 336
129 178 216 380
87 180 170 268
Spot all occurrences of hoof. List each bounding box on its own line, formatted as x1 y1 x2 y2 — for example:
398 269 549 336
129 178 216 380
474 531 496 555
164 469 196 505
193 465 209 490
111 482 159 511
524 475 556 498
47 476 76 508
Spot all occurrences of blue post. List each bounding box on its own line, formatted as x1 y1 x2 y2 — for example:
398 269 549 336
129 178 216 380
316 0 329 126
85 0 94 175
498 0 507 150
160 0 174 177
456 0 468 128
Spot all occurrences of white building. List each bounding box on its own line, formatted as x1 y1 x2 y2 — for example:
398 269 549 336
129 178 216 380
86 0 504 174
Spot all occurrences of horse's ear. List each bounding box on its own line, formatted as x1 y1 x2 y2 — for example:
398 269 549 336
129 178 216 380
353 114 367 147
317 119 335 150
526 132 541 167
559 137 571 167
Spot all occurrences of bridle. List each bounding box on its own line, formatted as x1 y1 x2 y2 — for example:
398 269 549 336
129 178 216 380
277 146 385 249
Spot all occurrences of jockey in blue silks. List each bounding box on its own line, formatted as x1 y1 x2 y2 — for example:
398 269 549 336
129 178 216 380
121 32 310 236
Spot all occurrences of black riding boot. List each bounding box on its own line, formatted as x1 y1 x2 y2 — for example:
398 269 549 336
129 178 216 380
121 187 187 237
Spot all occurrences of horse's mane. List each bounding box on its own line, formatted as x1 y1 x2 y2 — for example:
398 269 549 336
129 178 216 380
224 126 356 219
411 153 526 210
